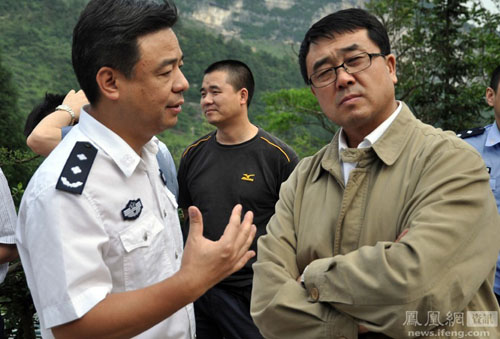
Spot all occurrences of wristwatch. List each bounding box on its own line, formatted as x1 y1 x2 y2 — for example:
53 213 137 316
56 104 76 126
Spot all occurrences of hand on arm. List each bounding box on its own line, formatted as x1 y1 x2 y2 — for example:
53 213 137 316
27 89 88 156
52 204 256 339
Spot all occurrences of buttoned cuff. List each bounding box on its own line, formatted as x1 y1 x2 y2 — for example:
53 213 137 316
303 259 360 338
303 257 354 304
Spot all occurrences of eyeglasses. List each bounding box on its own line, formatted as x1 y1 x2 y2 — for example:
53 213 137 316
308 52 386 88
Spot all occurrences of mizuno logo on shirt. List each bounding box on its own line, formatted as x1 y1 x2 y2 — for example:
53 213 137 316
241 174 255 182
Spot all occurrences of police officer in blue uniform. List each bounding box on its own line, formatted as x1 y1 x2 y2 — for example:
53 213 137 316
458 65 500 304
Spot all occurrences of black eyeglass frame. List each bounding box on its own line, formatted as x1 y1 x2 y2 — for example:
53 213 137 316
308 52 387 88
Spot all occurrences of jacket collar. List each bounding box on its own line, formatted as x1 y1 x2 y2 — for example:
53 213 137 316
314 102 415 182
371 102 414 166
78 106 158 178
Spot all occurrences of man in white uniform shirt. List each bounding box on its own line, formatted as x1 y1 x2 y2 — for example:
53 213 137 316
15 0 256 338
0 167 18 339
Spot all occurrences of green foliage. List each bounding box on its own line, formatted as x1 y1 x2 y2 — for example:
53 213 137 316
0 50 40 195
175 0 345 42
0 46 41 209
0 0 85 116
367 0 500 131
256 88 336 157
0 262 37 339
0 54 23 151
0 50 39 338
0 149 39 207
175 19 303 99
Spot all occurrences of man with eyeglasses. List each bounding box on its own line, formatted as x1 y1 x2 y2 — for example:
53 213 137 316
251 8 500 338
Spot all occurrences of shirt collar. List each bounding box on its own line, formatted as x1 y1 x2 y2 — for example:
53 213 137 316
78 106 158 177
485 122 500 147
313 102 416 183
339 101 402 155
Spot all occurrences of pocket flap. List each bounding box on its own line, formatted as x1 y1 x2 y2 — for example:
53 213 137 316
119 214 164 252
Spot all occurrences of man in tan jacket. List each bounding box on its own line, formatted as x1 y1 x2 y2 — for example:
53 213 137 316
251 8 500 339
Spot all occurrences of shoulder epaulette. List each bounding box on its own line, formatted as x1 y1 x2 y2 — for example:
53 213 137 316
56 141 97 194
456 127 485 139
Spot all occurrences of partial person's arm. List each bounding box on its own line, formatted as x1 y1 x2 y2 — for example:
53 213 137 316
52 205 256 339
27 90 88 156
0 244 17 264
0 168 18 265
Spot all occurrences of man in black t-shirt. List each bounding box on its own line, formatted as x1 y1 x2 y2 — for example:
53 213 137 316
178 60 299 339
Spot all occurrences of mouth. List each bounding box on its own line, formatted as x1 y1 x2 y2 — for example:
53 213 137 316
166 101 184 113
204 107 217 115
339 94 361 106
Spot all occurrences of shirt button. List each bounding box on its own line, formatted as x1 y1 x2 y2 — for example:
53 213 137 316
310 287 320 301
175 252 179 259
163 209 167 217
143 232 148 241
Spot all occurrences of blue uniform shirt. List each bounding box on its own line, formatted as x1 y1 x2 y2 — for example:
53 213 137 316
461 122 500 294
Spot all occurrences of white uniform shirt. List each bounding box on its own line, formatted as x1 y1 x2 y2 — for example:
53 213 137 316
0 168 17 283
16 109 195 338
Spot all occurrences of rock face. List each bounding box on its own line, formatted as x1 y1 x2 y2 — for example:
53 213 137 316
176 0 366 43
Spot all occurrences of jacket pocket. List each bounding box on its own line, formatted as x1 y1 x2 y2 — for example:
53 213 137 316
119 213 172 290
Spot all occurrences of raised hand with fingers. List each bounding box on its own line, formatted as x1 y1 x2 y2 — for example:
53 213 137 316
179 204 257 296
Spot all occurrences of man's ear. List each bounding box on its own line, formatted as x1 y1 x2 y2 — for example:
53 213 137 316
240 88 249 106
96 66 120 101
486 87 495 107
386 54 398 85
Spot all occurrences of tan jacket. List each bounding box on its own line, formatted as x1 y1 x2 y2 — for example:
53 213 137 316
251 103 500 338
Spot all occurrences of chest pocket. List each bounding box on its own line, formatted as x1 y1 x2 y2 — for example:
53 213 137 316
119 213 173 290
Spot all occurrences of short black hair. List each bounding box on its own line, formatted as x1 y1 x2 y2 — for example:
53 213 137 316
23 93 65 137
298 8 391 84
490 65 500 93
204 60 255 108
72 0 178 104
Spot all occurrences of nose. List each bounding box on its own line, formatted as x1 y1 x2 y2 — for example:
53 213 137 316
200 93 213 107
173 69 189 93
335 66 355 89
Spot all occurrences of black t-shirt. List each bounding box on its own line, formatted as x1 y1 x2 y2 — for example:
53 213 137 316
178 128 299 287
